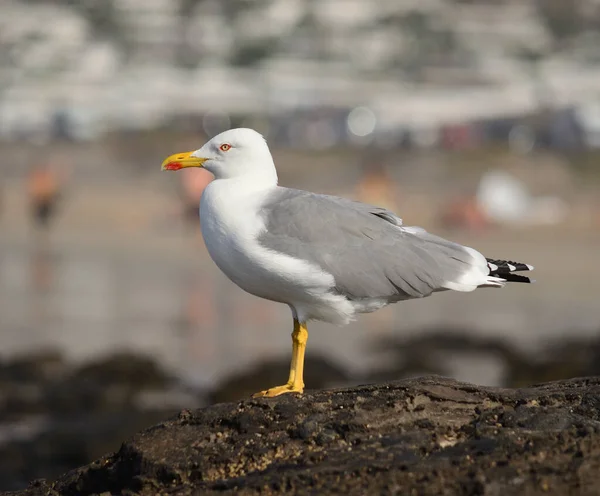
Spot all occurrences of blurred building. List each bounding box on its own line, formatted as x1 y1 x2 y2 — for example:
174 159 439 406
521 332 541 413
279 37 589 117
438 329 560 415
1 0 600 147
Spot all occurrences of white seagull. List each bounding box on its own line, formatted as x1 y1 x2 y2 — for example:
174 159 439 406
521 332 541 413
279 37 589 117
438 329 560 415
162 128 534 397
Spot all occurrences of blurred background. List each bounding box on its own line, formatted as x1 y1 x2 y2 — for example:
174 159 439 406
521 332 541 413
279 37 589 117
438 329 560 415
1 0 600 490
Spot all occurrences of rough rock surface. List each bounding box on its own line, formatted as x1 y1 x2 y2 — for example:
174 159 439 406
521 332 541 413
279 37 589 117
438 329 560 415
9 376 600 496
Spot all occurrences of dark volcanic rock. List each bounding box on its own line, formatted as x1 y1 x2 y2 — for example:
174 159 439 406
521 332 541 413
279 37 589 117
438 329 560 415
9 376 600 496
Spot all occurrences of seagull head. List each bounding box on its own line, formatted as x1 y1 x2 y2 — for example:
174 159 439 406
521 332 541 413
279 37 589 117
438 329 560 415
161 128 277 183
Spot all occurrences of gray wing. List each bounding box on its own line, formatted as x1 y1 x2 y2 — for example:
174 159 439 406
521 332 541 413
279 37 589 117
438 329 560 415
258 188 478 301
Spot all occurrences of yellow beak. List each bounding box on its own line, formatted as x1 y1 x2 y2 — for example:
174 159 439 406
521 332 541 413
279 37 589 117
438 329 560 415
161 151 207 171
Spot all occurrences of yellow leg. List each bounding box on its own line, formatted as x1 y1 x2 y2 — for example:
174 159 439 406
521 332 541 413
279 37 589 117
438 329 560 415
253 319 308 397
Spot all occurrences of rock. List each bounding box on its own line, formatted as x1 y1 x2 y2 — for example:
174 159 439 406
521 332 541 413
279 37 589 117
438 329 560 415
0 351 66 385
44 352 175 416
8 375 600 496
367 329 600 388
0 410 173 492
0 352 198 492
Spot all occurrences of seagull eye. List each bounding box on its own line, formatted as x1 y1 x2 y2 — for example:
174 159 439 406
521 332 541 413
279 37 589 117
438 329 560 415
219 143 231 152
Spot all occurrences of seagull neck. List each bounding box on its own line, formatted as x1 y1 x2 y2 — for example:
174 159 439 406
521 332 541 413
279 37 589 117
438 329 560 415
217 171 278 192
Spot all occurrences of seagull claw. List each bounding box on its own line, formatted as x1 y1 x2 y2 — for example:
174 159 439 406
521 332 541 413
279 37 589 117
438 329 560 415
252 383 303 398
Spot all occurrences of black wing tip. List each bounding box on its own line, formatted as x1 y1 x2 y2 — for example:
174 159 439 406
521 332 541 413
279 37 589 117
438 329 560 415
486 258 534 283
501 273 534 284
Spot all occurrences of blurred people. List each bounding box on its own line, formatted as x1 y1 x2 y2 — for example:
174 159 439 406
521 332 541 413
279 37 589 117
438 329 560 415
26 161 64 231
440 195 489 231
179 168 212 228
355 151 399 211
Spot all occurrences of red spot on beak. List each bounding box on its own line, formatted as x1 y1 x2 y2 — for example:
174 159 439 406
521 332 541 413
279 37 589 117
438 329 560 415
163 162 182 171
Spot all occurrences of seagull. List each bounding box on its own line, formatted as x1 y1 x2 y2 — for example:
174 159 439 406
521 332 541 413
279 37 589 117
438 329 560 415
161 128 534 397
